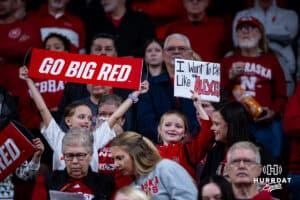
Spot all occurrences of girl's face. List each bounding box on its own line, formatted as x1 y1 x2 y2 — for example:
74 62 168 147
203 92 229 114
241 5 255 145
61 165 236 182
111 146 135 176
201 182 222 200
65 105 93 129
45 37 66 52
145 41 163 66
211 111 228 143
158 114 186 145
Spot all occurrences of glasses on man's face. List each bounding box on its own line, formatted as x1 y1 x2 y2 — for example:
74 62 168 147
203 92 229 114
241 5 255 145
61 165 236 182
164 46 191 54
64 153 88 161
229 158 258 167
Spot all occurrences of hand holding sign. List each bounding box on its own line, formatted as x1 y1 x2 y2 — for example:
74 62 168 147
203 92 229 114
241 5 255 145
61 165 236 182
32 138 44 164
191 91 209 120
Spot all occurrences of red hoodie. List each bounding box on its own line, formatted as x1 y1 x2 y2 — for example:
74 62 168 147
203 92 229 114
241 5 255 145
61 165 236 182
156 119 214 178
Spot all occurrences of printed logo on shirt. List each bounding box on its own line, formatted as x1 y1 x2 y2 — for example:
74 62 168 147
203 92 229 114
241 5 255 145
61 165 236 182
8 28 21 39
243 62 272 79
141 176 160 194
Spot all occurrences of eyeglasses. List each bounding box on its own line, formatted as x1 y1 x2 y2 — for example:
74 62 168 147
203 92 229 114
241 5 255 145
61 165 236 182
64 153 88 161
229 158 258 167
164 46 191 53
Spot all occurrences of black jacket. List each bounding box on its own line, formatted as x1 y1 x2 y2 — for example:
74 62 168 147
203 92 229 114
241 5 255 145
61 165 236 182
45 168 115 200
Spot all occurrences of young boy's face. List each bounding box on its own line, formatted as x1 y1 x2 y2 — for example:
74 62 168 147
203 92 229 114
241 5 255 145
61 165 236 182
97 104 125 127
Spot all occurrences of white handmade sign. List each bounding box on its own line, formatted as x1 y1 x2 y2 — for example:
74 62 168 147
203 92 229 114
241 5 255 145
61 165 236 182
174 59 220 102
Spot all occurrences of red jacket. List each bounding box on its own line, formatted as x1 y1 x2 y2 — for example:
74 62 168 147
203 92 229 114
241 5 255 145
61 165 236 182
156 119 214 178
283 80 300 174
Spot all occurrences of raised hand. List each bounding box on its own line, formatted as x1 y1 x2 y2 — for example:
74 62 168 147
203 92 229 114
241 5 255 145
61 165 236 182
32 138 45 164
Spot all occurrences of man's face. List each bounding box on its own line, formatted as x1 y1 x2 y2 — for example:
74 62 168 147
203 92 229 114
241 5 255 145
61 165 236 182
48 0 69 9
163 37 192 70
86 84 111 97
90 38 117 56
183 0 209 15
236 23 261 49
101 0 123 13
227 148 262 185
0 0 15 18
63 145 92 179
258 0 272 10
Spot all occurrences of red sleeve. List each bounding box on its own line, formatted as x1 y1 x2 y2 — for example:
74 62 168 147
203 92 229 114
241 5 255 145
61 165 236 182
31 174 48 200
283 81 300 137
18 94 42 129
269 56 287 115
184 119 214 164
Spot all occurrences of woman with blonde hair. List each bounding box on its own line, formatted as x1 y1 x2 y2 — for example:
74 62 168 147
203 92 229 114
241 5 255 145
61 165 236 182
111 131 198 200
115 186 149 200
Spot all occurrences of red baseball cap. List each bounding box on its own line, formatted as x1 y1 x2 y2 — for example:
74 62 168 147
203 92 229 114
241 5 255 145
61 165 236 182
236 16 263 31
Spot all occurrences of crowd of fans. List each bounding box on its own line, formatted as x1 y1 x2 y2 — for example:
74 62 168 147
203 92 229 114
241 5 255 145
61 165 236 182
0 0 300 199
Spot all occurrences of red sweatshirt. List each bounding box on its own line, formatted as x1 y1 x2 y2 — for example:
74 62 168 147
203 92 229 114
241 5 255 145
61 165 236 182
161 15 231 62
156 119 214 178
221 52 287 116
283 80 300 174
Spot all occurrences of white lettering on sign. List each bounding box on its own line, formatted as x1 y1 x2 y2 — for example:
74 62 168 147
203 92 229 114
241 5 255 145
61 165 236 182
34 80 65 93
39 58 65 75
65 61 97 79
0 138 21 172
97 63 131 81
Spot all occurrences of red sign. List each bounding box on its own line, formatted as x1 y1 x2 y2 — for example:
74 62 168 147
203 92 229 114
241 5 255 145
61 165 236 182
0 123 35 181
28 48 143 90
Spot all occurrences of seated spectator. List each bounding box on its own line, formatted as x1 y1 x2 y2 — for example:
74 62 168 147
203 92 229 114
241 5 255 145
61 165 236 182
28 0 86 53
111 131 198 200
226 141 275 199
233 0 299 96
31 128 115 200
199 175 235 200
159 0 231 62
221 16 287 158
86 0 155 58
200 101 253 180
0 0 42 98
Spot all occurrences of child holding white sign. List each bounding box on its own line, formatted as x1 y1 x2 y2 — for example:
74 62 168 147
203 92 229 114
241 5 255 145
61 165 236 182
19 66 149 172
156 92 215 180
